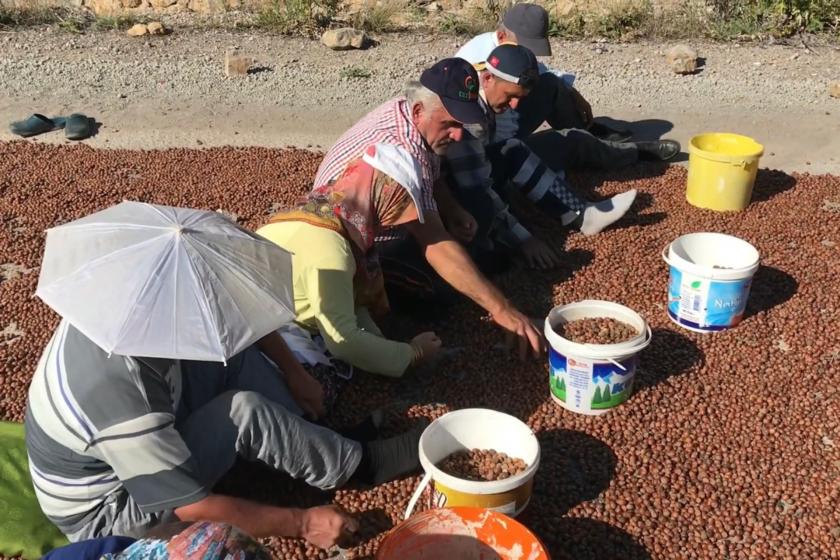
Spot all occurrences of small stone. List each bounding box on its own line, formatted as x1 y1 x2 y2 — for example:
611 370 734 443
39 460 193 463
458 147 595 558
126 23 149 37
215 209 240 223
822 435 835 448
0 322 25 345
774 339 790 352
822 200 840 212
321 28 367 50
146 21 167 35
1 263 34 282
831 527 840 539
666 44 698 74
224 51 252 76
776 500 792 514
425 1 442 11
829 82 840 99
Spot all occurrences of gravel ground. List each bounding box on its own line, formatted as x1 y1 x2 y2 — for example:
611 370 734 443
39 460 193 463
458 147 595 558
1 140 838 559
1 28 839 172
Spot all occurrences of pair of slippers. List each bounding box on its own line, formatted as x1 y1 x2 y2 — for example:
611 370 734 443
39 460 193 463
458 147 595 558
9 113 94 140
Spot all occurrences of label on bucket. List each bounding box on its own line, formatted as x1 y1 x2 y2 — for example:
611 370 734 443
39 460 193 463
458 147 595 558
668 266 752 329
430 486 518 515
549 349 637 414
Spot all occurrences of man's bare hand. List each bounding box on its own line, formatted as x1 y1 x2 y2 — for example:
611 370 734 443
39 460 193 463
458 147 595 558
491 303 545 360
287 369 326 420
299 505 359 549
520 237 562 270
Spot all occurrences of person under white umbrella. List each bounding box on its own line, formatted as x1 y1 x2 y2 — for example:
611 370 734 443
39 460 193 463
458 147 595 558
26 201 424 551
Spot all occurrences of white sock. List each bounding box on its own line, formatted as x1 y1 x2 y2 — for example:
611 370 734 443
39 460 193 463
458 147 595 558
579 189 637 236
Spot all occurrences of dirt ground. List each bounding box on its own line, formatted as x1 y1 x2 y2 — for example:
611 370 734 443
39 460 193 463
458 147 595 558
1 28 839 173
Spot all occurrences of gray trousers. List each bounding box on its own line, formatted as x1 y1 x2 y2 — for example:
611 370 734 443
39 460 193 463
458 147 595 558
69 347 362 541
493 72 638 171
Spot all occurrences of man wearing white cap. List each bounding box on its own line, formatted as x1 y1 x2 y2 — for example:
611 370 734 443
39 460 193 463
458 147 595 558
456 3 680 161
446 43 640 269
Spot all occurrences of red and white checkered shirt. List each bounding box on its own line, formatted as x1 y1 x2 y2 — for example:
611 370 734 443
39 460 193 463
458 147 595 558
314 97 439 213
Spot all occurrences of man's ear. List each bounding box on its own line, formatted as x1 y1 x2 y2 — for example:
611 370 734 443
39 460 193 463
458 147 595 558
411 101 424 123
495 29 506 43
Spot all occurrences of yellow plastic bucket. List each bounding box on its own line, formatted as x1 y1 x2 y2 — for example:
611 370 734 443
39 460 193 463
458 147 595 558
404 409 540 520
686 133 764 211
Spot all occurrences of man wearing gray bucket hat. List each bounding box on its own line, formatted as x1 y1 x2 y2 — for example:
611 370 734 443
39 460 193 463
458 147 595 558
456 2 680 162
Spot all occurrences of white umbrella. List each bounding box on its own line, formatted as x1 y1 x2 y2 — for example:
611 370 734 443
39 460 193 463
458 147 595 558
36 201 295 362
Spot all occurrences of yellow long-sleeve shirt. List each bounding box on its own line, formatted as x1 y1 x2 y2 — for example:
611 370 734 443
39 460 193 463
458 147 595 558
257 221 414 377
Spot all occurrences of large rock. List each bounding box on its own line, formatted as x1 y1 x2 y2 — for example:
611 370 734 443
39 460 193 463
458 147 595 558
666 44 698 74
321 28 366 50
830 82 840 99
225 51 252 76
146 21 167 34
126 23 149 36
187 0 226 12
84 0 121 15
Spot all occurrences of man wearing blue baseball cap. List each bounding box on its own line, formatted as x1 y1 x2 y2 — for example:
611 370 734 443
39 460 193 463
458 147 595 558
445 44 642 269
314 57 545 360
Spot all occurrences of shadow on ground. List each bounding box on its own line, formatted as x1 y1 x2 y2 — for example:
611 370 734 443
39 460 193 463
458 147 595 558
595 117 674 142
751 169 797 203
636 327 704 390
527 430 617 517
214 458 334 508
547 518 651 560
518 430 649 559
745 265 798 319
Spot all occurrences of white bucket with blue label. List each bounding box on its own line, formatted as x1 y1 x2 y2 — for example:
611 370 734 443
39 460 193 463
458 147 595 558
544 300 652 416
662 232 760 333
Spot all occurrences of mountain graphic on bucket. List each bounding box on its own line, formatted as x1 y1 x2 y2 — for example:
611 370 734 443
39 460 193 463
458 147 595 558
544 300 651 416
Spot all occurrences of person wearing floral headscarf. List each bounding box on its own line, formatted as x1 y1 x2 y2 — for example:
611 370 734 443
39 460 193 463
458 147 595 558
44 522 271 560
102 522 270 560
258 144 442 408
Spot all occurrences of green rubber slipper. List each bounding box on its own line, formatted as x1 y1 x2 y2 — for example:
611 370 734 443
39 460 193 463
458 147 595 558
9 114 66 138
65 113 93 141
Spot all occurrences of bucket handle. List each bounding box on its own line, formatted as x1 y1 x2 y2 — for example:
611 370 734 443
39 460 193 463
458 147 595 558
404 471 432 520
607 358 627 372
582 323 652 371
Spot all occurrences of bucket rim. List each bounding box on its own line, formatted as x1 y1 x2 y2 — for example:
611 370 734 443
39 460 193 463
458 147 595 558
543 300 652 360
418 408 541 495
689 132 764 163
378 507 549 560
663 232 760 279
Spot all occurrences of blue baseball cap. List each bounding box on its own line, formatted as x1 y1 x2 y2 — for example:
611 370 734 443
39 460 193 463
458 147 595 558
419 58 485 125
